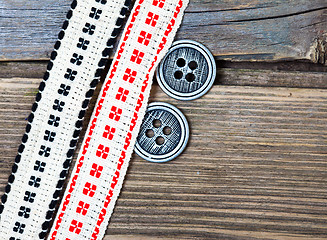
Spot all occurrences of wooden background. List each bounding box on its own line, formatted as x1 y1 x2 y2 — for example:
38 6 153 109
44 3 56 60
1 0 327 239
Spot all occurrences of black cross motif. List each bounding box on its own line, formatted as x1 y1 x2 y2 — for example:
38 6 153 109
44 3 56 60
64 68 77 81
53 99 65 112
34 160 46 172
48 115 60 127
89 7 102 20
24 191 36 203
39 145 51 157
77 38 90 50
28 176 41 188
96 0 107 4
82 23 96 35
58 84 71 96
44 130 56 142
70 53 83 65
13 222 25 234
18 206 31 219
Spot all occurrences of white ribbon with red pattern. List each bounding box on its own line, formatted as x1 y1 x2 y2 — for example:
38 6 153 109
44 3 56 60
49 0 188 239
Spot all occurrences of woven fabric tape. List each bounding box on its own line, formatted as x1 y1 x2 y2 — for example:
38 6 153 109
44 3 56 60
0 0 130 239
49 0 189 239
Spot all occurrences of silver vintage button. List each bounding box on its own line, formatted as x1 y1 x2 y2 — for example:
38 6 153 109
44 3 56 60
156 40 216 101
135 102 189 163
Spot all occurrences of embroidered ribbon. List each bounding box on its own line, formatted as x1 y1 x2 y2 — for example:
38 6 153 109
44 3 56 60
49 0 188 239
0 0 131 238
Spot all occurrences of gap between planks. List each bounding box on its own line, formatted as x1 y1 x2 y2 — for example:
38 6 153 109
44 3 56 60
0 63 326 89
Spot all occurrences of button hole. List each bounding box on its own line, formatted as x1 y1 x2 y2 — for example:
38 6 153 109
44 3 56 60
176 58 186 67
188 61 198 70
174 71 183 80
155 136 165 145
185 73 196 82
163 126 172 135
145 129 154 138
153 119 162 128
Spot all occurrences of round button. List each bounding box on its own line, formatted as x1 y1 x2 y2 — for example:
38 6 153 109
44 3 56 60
135 102 189 163
156 40 216 101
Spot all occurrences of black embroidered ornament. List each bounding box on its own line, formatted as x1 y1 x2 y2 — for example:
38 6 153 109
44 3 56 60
0 0 131 238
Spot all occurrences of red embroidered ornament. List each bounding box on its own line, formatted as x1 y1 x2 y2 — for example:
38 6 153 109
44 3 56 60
49 0 189 239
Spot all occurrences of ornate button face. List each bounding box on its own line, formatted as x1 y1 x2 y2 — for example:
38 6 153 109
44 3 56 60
135 102 189 163
156 40 216 101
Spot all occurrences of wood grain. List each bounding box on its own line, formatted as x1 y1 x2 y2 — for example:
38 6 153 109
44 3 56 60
0 77 326 239
218 68 327 88
1 0 327 64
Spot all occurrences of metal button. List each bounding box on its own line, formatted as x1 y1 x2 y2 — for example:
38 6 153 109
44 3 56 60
156 40 216 101
135 102 189 163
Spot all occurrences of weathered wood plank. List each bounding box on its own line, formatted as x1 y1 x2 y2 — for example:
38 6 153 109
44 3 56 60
1 0 327 63
0 78 326 239
0 61 326 88
218 68 327 88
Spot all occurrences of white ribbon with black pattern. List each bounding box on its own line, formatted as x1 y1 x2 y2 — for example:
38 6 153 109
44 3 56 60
49 0 189 239
0 0 131 238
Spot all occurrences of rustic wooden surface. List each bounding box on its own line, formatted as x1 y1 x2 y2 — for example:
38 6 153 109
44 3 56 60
1 0 327 63
1 0 327 239
0 77 327 239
